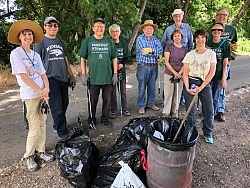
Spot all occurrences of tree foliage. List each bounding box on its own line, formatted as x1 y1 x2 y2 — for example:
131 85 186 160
0 0 250 66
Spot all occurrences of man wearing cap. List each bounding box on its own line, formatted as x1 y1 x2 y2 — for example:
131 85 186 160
136 20 163 115
161 9 193 52
208 8 238 122
8 19 54 171
34 16 76 141
207 22 231 121
79 18 118 128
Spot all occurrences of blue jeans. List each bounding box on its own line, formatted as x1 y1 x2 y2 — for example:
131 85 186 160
136 65 158 109
48 78 69 138
211 79 223 115
218 66 230 113
184 80 214 138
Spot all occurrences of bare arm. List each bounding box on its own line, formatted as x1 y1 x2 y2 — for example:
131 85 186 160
40 73 50 101
199 63 216 91
65 56 74 77
80 57 87 75
221 57 228 89
112 58 118 74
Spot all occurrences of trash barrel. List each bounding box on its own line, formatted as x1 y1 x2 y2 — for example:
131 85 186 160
146 118 198 188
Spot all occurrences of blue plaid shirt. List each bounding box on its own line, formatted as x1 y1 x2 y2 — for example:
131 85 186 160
136 34 163 64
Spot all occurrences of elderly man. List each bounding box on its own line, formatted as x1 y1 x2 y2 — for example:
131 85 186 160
161 9 193 51
209 8 238 122
79 18 118 128
109 24 131 118
136 20 163 115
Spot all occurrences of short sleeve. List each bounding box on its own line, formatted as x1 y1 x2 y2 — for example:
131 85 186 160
79 38 89 59
10 50 27 75
182 51 192 64
210 50 217 64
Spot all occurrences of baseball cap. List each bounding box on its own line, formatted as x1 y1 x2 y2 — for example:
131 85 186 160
93 18 105 24
44 16 59 25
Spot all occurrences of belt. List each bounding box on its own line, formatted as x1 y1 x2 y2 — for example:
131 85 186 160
138 63 157 66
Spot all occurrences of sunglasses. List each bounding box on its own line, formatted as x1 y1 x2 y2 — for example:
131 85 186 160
212 29 223 32
45 23 58 28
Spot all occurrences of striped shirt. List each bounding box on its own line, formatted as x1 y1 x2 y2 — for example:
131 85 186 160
136 34 163 64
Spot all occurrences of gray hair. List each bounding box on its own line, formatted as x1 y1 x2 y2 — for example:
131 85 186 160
109 24 121 34
216 8 229 16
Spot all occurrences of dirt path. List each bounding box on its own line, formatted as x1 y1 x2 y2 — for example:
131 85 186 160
0 56 249 187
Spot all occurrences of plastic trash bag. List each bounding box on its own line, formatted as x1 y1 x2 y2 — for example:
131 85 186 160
55 127 99 187
111 161 146 188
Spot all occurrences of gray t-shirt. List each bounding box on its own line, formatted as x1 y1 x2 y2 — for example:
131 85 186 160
34 36 68 82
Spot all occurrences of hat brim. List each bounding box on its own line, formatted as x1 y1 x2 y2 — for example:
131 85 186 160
140 23 158 30
7 20 44 45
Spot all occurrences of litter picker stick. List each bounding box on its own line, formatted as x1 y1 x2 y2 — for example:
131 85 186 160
175 81 179 119
158 65 161 100
117 73 123 117
87 80 96 129
173 90 199 142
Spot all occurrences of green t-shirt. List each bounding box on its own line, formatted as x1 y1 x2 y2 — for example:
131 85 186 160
207 40 231 80
208 24 237 43
79 36 117 85
115 37 131 79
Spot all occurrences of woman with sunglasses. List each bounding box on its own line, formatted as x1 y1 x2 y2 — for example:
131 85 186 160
207 23 230 122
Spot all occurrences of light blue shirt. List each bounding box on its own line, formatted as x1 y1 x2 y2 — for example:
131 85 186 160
136 34 163 64
161 23 194 52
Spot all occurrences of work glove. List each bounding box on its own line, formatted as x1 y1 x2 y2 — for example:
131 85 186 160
142 48 153 55
81 75 88 86
69 75 76 90
112 73 118 85
231 42 238 52
40 99 49 114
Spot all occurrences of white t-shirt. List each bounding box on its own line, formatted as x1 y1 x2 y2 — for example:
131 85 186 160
10 47 46 99
182 49 216 81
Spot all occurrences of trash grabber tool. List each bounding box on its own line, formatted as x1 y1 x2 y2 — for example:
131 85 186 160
175 81 179 119
117 72 123 117
158 64 161 100
173 90 199 142
87 79 96 129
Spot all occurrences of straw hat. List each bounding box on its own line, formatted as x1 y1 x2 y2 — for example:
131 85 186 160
172 9 184 17
211 23 224 31
140 20 158 30
7 19 44 45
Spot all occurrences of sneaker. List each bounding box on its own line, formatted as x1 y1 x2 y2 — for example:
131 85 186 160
148 105 159 111
123 110 131 116
53 127 57 133
205 136 214 144
139 108 145 115
101 120 113 128
110 112 116 119
214 112 226 122
88 118 97 129
38 152 54 162
26 156 38 172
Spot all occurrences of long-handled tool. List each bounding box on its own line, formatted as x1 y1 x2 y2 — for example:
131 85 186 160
175 81 179 119
173 90 199 142
87 79 96 129
117 72 123 117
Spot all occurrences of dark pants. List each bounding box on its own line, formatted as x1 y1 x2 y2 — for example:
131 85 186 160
48 78 69 138
88 84 113 123
184 78 214 138
110 78 128 113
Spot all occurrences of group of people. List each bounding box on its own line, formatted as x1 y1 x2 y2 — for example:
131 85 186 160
7 7 237 172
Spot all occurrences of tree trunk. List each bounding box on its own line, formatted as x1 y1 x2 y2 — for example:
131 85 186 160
176 0 190 22
230 0 250 26
128 0 148 50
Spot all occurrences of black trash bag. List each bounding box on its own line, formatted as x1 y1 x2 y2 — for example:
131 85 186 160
121 117 158 149
91 123 148 188
147 117 198 151
55 127 99 188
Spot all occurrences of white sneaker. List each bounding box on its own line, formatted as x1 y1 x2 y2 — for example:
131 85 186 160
38 152 54 162
26 156 38 172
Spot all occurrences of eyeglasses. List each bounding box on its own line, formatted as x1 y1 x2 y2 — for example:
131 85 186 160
111 30 119 33
94 26 105 29
212 29 223 32
216 14 228 17
45 23 58 28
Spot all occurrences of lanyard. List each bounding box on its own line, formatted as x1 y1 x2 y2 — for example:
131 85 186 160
22 46 35 66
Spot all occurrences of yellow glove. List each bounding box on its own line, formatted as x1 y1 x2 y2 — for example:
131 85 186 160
157 55 163 62
231 42 238 52
142 48 153 55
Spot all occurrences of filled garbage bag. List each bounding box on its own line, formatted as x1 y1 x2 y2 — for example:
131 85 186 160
147 117 198 151
55 127 99 188
91 117 154 188
111 161 146 188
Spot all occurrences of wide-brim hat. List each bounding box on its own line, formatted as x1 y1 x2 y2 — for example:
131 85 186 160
172 9 184 16
140 20 158 30
211 23 224 31
7 19 44 45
